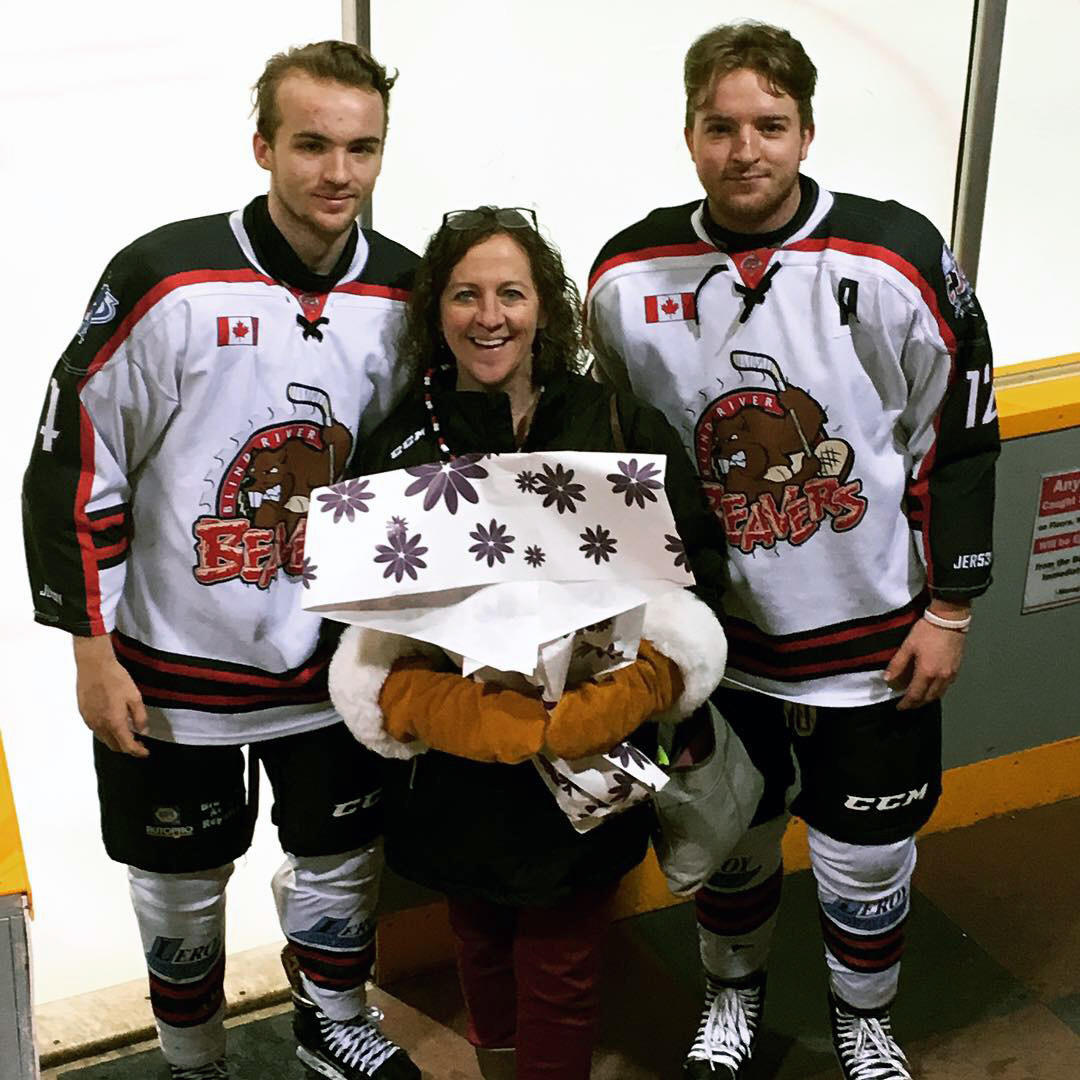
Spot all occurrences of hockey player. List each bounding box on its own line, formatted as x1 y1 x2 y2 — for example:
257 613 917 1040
586 21 999 1080
23 41 420 1080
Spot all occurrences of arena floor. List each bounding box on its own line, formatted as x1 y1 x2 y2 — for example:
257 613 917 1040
52 797 1080 1079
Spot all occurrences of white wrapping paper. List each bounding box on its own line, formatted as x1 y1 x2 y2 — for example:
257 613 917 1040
303 450 693 828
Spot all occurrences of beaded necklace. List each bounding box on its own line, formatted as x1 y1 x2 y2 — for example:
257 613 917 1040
422 363 542 460
422 364 454 458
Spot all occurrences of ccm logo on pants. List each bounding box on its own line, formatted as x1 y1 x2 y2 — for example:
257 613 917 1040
844 784 928 812
331 792 381 818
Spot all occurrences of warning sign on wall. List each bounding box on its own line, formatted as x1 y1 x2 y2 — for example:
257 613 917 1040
1022 467 1080 614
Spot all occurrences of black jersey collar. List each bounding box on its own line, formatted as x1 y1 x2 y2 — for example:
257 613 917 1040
242 195 359 293
701 174 818 253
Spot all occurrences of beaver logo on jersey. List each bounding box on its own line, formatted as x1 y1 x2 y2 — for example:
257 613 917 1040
694 351 868 553
192 383 352 589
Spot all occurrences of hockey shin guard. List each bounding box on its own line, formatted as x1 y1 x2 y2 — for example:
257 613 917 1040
696 815 787 980
128 863 233 1068
809 827 916 1009
272 841 382 1021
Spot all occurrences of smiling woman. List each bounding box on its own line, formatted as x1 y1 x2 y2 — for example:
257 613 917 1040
439 232 545 418
326 206 729 1080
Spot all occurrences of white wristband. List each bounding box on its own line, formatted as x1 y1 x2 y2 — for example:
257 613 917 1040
922 609 971 633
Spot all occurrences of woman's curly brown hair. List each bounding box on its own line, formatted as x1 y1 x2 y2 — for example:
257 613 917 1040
398 208 588 387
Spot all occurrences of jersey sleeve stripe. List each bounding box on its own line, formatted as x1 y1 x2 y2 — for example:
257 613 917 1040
75 404 106 635
788 237 957 355
907 470 937 589
587 241 716 294
92 536 128 560
87 502 129 524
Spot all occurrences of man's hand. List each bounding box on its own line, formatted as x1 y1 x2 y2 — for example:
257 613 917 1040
884 602 970 711
73 635 149 757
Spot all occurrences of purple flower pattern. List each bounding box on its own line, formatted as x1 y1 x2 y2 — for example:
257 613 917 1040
404 455 488 514
607 742 651 770
374 530 428 582
524 545 546 568
574 640 626 665
607 458 663 508
534 463 586 514
606 770 636 803
299 558 318 589
579 525 618 564
316 478 374 523
536 754 578 796
469 519 516 567
664 533 688 569
515 469 540 493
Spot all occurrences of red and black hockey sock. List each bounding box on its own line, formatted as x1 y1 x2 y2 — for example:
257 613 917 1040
696 815 786 980
272 843 382 1021
809 828 915 1010
128 864 233 1068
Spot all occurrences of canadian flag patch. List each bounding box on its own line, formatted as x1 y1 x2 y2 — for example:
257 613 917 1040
217 316 260 346
644 293 696 324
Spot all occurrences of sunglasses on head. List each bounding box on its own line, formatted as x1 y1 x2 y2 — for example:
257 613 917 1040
441 206 539 231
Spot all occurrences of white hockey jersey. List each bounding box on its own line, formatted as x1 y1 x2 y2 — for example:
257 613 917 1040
24 199 417 743
587 180 998 706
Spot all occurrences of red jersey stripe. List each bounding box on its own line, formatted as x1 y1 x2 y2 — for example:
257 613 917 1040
726 609 920 653
134 685 327 708
728 647 898 680
112 636 328 689
335 282 410 303
75 404 105 635
588 241 716 293
786 237 956 354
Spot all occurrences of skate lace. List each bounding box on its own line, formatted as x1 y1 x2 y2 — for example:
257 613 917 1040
319 1004 398 1072
836 1010 912 1080
689 980 760 1067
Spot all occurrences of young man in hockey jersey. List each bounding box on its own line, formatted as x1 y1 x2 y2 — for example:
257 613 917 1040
587 21 999 1080
23 41 420 1080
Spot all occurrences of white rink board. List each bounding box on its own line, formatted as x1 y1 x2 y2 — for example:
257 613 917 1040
976 2 1080 367
373 0 973 310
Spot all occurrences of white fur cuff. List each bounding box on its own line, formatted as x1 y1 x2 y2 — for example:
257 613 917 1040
328 626 442 760
642 588 727 720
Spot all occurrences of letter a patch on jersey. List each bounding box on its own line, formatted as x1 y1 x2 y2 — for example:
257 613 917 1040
644 293 696 324
217 316 260 346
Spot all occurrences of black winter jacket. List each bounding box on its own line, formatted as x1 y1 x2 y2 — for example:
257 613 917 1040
352 369 726 906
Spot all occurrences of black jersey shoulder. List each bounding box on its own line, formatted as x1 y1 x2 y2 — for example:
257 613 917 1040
358 229 420 291
818 192 948 275
589 201 703 282
62 211 249 372
120 211 251 284
819 191 988 338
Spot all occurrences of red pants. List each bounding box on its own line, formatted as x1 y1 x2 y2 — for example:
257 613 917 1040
446 884 618 1079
